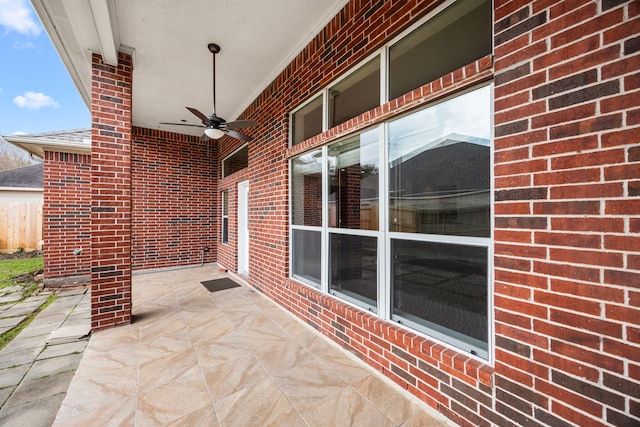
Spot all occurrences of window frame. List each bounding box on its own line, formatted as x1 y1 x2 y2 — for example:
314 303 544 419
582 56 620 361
288 83 494 361
287 0 494 362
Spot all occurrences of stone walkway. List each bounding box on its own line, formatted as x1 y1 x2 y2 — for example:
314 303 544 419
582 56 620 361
0 286 90 427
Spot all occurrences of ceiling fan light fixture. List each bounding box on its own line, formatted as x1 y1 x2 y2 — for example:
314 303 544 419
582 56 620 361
204 127 225 139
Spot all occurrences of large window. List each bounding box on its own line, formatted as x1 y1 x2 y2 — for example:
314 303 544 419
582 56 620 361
289 84 492 358
288 0 492 359
289 0 491 147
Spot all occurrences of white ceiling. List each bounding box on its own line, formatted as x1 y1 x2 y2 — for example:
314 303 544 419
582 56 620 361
32 0 348 136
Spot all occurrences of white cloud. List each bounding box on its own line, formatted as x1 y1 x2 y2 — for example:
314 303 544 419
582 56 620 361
11 131 26 135
13 91 60 109
0 0 41 37
12 40 35 50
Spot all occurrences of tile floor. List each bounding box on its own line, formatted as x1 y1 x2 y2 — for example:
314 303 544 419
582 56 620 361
53 265 452 426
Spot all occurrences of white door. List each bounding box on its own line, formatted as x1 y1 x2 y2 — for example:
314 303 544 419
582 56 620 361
237 180 249 276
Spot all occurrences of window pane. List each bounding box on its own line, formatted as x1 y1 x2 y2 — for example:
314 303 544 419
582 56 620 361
328 129 379 230
329 56 380 128
223 145 249 177
330 234 377 308
292 229 321 285
391 239 487 351
292 95 323 145
389 0 492 100
222 191 228 215
291 150 323 226
222 191 228 244
388 85 491 237
222 218 229 244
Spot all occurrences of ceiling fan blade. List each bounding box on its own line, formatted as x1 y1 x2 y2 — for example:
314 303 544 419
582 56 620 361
225 119 258 130
224 129 252 141
186 107 211 127
159 122 204 128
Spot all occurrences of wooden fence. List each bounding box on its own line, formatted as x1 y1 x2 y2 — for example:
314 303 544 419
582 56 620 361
0 196 43 252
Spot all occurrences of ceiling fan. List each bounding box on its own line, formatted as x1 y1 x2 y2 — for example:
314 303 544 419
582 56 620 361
161 43 257 141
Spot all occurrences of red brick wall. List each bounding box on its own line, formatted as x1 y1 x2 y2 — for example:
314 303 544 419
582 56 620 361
219 1 639 426
493 1 639 426
90 51 133 331
131 127 217 270
43 151 91 283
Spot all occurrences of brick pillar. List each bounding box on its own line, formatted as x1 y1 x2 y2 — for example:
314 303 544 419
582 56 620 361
90 52 133 331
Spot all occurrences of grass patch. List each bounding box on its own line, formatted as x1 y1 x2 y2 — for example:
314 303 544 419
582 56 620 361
0 257 44 289
0 293 57 351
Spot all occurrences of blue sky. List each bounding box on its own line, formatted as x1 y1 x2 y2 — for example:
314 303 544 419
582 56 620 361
0 0 89 136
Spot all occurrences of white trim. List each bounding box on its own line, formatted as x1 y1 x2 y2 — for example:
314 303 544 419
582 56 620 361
88 0 120 66
0 187 43 192
237 180 249 276
4 136 91 159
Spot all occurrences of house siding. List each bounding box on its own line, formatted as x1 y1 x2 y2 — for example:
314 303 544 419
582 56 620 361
43 151 91 283
216 1 639 426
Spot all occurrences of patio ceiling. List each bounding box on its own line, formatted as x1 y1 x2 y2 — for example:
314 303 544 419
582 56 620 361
31 0 348 136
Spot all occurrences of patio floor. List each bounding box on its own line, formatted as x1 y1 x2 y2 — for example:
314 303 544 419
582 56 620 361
53 265 452 426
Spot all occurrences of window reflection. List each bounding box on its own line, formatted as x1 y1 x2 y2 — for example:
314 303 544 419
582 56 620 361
328 129 379 230
388 86 491 237
389 0 491 100
292 95 323 145
291 150 323 226
330 234 377 308
392 239 488 350
292 229 321 285
329 57 380 128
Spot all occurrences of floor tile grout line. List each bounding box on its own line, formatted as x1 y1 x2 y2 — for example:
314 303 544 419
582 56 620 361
176 278 223 427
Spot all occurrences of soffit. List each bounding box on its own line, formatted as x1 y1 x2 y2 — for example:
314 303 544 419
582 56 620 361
32 0 349 136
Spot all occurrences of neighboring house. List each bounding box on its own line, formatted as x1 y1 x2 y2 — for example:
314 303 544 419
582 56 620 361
0 163 43 252
22 1 640 426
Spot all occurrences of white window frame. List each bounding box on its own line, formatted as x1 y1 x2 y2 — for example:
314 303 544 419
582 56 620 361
288 83 494 362
287 0 495 363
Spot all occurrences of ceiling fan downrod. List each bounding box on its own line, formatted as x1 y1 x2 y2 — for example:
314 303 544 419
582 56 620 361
208 43 220 116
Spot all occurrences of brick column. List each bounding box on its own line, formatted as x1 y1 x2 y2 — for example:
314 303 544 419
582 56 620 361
90 52 133 331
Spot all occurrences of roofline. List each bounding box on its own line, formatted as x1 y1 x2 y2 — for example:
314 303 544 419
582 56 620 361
4 135 91 159
30 0 91 107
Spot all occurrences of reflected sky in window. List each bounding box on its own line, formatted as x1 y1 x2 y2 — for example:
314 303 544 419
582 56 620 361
389 85 491 163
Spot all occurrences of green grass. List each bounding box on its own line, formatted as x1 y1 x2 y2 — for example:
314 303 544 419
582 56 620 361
0 256 49 351
0 293 56 351
0 257 43 289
